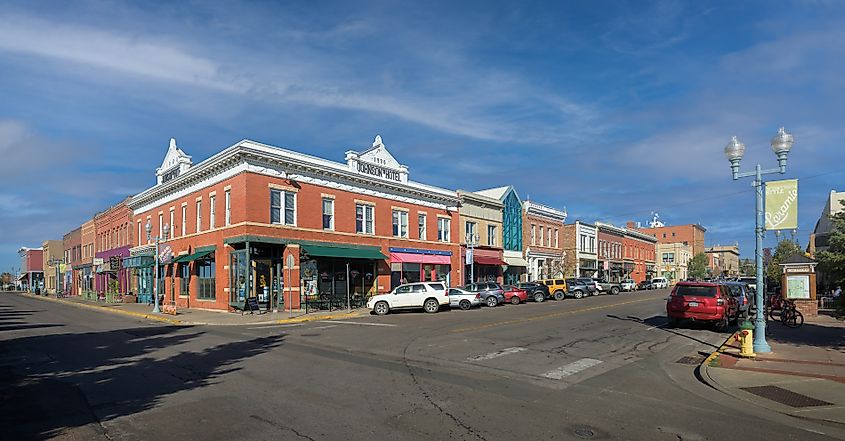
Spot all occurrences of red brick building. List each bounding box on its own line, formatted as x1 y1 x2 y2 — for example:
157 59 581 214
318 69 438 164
622 228 657 283
127 136 461 312
595 222 625 282
93 198 134 296
62 228 82 296
632 222 706 256
522 200 567 281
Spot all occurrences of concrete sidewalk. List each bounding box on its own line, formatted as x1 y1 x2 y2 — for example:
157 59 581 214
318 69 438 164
19 292 370 326
701 315 845 427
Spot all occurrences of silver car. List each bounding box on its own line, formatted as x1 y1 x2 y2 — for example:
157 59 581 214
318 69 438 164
448 288 482 310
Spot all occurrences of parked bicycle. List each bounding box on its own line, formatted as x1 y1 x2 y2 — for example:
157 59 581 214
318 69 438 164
780 299 804 328
766 293 785 321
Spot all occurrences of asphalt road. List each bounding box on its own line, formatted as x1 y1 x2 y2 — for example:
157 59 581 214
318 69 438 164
1 291 842 441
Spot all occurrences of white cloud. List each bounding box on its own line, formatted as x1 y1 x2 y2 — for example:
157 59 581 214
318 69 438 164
0 12 601 144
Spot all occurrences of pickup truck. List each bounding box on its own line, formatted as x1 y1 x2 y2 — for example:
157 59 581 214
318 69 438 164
592 278 622 295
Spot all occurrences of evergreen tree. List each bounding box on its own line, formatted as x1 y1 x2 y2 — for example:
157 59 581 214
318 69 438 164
687 253 709 280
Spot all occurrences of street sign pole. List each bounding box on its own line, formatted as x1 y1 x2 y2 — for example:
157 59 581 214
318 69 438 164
286 254 295 319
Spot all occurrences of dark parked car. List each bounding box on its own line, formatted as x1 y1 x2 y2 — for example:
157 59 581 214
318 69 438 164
666 282 739 330
565 278 589 299
516 282 551 302
576 278 599 295
463 282 505 307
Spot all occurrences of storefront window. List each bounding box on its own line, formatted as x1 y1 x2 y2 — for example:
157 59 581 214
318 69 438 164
198 259 215 300
179 263 190 296
230 251 247 303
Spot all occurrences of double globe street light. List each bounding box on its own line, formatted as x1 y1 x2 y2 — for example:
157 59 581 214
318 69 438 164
724 127 794 353
145 220 170 314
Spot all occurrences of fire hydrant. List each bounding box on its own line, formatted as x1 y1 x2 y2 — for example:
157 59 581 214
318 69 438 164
735 320 755 358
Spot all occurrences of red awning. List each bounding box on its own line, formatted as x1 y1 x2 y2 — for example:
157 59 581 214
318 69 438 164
474 255 506 266
390 252 451 265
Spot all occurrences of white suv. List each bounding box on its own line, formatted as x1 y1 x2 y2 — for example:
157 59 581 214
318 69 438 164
650 277 669 289
367 282 450 315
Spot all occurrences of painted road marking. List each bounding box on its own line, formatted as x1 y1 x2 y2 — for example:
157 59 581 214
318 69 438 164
248 324 302 330
311 325 338 330
317 320 397 327
543 358 603 380
450 295 664 334
468 347 527 361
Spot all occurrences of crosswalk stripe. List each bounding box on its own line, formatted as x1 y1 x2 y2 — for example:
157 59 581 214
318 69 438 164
468 347 527 361
542 358 603 379
316 320 397 327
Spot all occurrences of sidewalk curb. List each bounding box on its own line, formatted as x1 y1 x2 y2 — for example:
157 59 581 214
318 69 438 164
18 292 370 326
699 331 844 428
20 293 184 325
275 309 370 325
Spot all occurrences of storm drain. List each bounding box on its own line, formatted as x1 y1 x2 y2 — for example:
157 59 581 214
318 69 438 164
740 385 833 408
675 355 707 365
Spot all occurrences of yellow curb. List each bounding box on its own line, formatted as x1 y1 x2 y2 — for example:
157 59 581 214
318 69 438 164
275 309 370 325
21 293 184 325
703 331 739 368
450 294 662 334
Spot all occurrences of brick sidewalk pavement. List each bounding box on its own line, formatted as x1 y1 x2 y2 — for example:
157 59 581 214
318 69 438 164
701 315 845 426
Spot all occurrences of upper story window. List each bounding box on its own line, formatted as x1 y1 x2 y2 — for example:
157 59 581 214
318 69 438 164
209 195 216 229
466 221 477 243
487 225 496 246
196 200 202 233
356 203 374 234
438 217 451 242
224 190 231 226
322 198 334 230
547 227 552 247
181 205 187 236
418 214 427 240
555 229 559 249
270 190 296 226
392 210 409 238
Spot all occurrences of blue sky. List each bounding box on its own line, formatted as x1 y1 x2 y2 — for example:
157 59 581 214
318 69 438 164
1 0 843 272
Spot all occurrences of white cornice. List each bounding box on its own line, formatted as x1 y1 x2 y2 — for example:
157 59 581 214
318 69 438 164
523 200 567 223
130 139 461 214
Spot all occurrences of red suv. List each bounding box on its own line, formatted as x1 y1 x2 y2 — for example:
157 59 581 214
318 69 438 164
666 282 739 330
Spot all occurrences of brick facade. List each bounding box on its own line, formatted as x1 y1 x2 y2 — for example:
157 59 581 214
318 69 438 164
633 222 706 256
129 137 462 312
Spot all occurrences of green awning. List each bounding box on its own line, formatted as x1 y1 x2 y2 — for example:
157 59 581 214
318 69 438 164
123 256 155 268
301 244 386 260
173 251 214 263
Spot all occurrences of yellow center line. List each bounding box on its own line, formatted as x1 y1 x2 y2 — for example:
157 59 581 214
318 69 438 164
449 295 664 334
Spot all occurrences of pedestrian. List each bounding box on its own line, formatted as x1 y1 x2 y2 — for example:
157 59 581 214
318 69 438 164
834 286 842 298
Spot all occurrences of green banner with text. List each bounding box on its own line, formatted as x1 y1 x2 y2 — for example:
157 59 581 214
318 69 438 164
765 179 798 230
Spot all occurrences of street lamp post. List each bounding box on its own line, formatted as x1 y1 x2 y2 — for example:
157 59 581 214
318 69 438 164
48 258 64 296
724 127 794 353
466 233 479 284
145 220 170 314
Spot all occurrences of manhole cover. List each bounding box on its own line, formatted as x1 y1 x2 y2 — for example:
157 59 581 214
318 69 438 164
740 385 833 408
675 355 706 365
573 427 595 438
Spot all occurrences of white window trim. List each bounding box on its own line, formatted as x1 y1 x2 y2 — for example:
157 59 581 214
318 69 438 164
209 195 216 230
438 217 451 242
356 203 375 235
418 213 427 241
270 189 297 226
323 197 335 230
169 208 175 239
392 209 409 238
196 200 202 233
224 190 231 226
181 205 187 237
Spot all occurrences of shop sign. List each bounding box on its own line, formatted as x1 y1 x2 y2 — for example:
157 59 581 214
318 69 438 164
109 256 122 271
93 257 104 266
765 179 798 230
357 161 401 182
